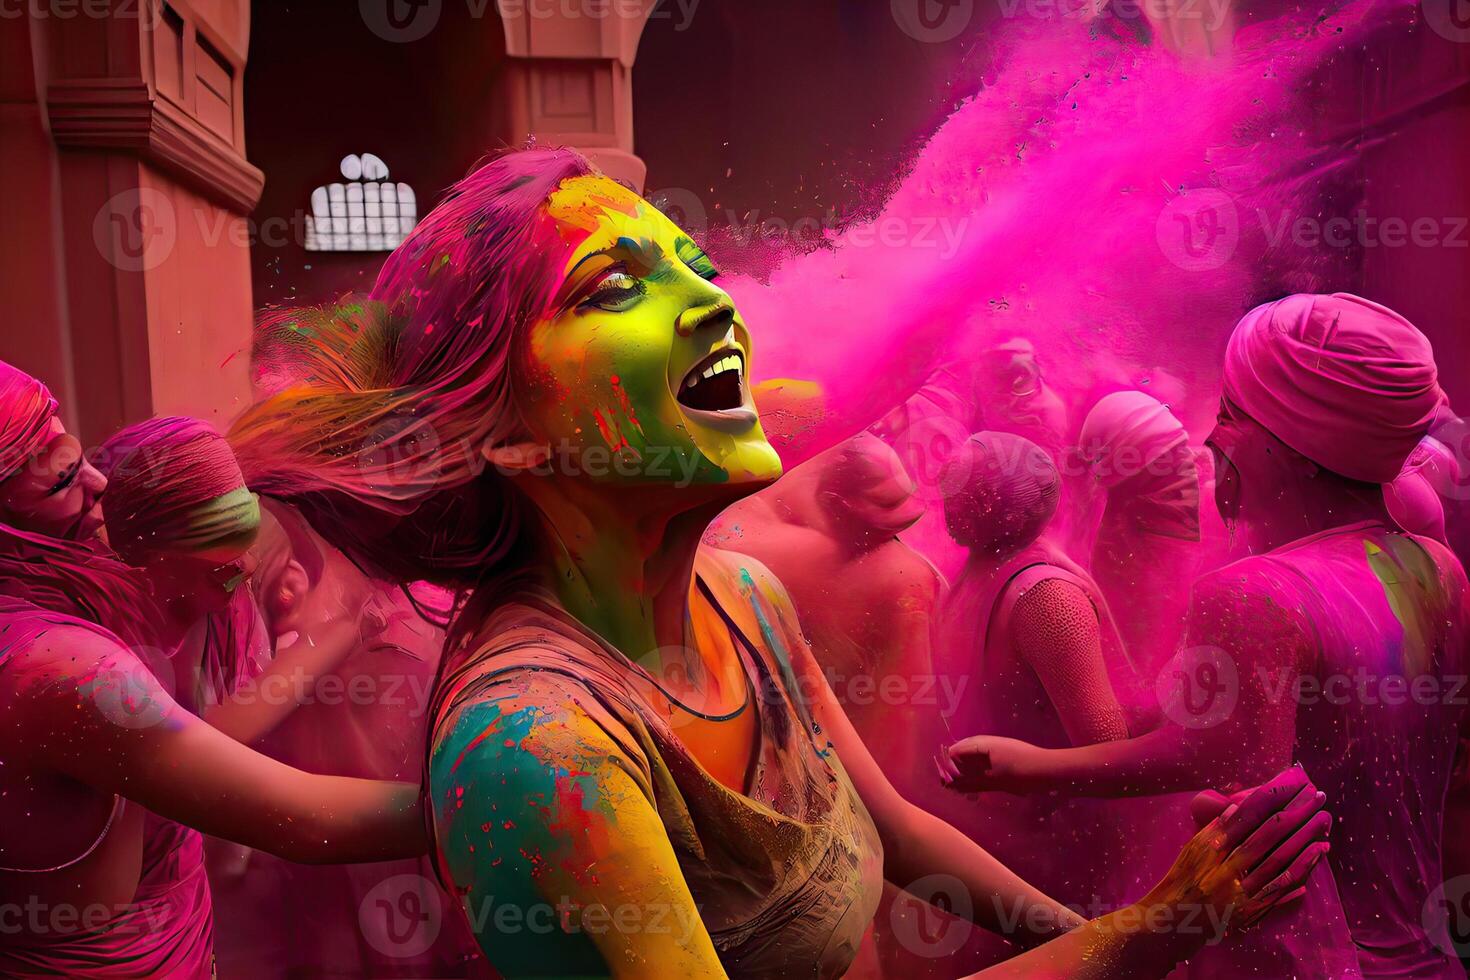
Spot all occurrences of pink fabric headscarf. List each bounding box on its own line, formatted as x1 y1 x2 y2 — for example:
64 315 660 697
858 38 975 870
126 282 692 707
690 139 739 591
0 360 59 483
1076 390 1189 490
97 417 259 565
1222 293 1444 483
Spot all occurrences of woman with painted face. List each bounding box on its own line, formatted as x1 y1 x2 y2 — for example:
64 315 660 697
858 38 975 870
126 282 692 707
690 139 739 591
0 403 428 979
230 148 1333 980
947 293 1465 979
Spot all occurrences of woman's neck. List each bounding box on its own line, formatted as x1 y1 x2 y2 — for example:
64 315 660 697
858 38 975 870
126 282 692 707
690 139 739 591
520 475 743 660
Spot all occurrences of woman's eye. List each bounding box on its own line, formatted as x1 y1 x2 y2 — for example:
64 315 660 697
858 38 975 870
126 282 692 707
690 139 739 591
582 271 645 312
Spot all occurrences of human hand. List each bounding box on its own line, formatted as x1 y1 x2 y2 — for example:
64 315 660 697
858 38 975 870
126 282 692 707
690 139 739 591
939 734 1053 795
1140 766 1331 941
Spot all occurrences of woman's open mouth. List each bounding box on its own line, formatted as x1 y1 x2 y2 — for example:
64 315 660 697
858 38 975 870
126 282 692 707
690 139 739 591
676 347 757 430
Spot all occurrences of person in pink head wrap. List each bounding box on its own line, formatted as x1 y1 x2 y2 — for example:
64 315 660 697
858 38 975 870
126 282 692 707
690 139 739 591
0 402 430 979
948 293 1466 979
96 416 271 711
1221 291 1444 485
1076 391 1214 681
0 359 107 543
934 431 1156 910
0 360 160 650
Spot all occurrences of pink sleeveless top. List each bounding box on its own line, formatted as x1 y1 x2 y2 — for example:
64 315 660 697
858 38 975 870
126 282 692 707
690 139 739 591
940 536 1138 746
938 539 1169 906
0 600 215 979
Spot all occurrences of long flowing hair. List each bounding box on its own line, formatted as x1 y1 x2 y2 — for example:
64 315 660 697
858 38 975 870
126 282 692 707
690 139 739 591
230 148 597 642
0 523 164 652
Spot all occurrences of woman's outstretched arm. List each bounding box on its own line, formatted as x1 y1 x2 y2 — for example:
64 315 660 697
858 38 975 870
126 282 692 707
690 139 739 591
965 768 1330 978
8 624 425 865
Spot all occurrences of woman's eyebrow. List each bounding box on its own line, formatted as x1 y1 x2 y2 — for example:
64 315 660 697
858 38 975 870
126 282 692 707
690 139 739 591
568 247 616 277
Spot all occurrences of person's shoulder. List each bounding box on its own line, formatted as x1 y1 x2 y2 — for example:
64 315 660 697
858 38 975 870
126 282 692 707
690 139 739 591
1409 533 1468 584
1192 551 1295 595
0 609 144 714
696 545 789 599
431 663 652 794
0 607 128 671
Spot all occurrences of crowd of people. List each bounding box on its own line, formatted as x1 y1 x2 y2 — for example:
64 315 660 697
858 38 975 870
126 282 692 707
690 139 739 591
0 147 1462 979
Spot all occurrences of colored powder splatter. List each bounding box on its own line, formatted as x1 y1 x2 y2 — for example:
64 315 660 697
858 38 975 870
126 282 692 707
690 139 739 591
713 0 1416 463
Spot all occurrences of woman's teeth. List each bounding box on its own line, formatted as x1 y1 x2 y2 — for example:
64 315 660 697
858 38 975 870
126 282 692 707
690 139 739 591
688 354 742 387
678 349 746 412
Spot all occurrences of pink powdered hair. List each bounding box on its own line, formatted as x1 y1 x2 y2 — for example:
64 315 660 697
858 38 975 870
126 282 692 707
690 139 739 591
0 359 59 484
230 147 597 588
1222 293 1444 484
942 431 1061 557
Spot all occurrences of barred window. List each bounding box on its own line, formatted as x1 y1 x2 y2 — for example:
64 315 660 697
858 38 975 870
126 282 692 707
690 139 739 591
304 153 418 252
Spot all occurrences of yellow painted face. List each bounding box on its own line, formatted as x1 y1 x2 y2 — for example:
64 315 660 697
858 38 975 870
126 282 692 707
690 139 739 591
518 175 782 488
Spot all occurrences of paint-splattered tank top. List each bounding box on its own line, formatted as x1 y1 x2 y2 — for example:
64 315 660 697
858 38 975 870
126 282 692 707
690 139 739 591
428 550 884 979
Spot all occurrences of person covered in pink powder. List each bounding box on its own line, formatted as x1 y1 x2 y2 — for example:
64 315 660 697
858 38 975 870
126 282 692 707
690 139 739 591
935 430 1152 908
205 497 486 980
947 293 1465 979
0 390 428 979
1073 390 1214 682
705 431 947 791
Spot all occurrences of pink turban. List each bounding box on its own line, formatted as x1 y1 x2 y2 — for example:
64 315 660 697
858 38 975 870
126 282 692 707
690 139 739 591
0 360 59 484
1077 391 1189 490
1222 293 1443 483
98 417 259 564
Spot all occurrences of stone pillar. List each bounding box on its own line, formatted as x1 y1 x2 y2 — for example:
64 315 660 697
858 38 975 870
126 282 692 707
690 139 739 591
0 0 262 442
497 0 656 191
